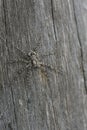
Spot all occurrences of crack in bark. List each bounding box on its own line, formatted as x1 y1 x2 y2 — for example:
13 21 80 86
50 0 57 43
10 86 18 130
2 0 18 129
72 0 87 94
2 0 9 52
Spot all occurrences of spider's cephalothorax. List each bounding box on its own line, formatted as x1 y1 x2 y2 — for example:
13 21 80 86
28 50 42 68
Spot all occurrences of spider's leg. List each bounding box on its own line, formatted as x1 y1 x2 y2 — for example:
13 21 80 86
32 36 41 52
40 63 63 74
32 42 41 52
43 64 56 71
17 64 31 74
41 53 54 58
15 46 26 55
7 59 29 65
23 65 32 86
8 64 31 87
8 68 23 87
14 47 29 60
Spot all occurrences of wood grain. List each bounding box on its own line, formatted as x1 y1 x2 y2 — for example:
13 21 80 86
0 0 87 129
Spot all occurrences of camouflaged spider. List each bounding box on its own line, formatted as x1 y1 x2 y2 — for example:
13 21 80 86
7 44 63 87
17 48 55 70
8 46 57 81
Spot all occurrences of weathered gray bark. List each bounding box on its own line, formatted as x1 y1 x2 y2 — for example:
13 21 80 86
0 0 87 130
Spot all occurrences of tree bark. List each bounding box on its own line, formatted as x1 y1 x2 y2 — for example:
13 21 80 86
0 0 87 130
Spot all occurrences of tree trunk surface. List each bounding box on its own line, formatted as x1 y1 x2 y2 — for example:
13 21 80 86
0 0 87 130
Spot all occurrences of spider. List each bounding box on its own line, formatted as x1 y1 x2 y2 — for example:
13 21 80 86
10 47 56 72
7 44 63 87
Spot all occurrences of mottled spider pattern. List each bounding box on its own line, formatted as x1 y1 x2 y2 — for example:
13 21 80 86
15 47 57 72
8 46 59 86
